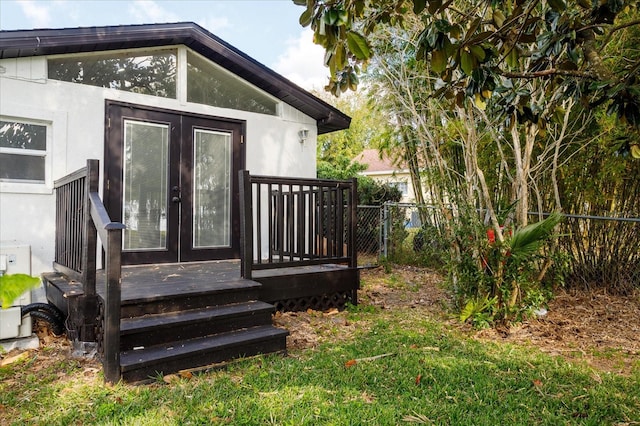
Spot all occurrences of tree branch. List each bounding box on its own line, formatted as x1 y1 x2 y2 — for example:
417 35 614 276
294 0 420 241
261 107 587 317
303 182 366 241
597 18 640 53
498 68 599 80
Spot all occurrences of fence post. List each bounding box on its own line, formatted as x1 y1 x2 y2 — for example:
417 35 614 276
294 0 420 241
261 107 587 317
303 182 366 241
349 178 358 269
382 203 390 258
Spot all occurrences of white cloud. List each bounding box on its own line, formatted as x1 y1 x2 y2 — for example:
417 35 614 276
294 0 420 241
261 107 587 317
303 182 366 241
128 0 180 23
17 0 52 28
272 29 329 91
197 16 231 35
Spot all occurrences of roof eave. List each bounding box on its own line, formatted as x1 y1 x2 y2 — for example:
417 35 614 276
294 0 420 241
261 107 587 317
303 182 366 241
0 22 350 134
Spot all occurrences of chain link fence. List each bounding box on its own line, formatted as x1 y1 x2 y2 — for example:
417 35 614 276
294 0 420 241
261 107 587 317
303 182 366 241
356 206 382 267
357 203 640 293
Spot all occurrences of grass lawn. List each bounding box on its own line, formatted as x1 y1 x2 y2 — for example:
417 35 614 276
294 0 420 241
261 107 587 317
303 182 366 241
1 268 639 425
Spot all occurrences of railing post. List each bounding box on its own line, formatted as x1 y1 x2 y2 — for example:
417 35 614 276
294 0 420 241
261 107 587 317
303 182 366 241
81 159 99 296
103 225 123 384
239 170 253 280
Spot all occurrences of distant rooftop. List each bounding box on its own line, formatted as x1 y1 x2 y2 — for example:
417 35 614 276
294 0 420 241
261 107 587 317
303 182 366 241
353 149 407 173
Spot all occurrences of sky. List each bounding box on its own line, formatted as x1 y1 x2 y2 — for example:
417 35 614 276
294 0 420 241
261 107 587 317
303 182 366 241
0 0 330 90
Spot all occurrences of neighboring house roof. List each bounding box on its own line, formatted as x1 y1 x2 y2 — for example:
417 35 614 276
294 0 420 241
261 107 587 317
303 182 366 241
353 149 408 174
0 22 350 134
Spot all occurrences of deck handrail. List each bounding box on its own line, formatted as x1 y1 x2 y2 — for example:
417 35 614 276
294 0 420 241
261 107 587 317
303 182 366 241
239 171 357 280
54 159 124 383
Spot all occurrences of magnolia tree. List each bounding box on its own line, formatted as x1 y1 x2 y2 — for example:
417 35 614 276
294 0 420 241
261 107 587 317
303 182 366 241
295 0 640 154
294 0 640 323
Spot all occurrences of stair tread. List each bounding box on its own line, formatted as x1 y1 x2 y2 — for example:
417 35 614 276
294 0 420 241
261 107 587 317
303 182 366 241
119 279 262 305
120 301 275 333
120 325 289 371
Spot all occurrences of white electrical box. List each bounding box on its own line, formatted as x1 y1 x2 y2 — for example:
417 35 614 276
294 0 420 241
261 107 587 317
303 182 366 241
0 243 33 340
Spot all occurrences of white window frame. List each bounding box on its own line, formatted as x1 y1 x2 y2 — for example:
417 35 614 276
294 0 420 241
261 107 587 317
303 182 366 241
0 104 65 194
390 181 409 197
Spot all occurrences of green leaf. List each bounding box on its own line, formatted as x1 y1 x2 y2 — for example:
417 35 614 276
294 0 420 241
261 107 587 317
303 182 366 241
469 45 486 61
460 50 475 75
335 43 346 70
431 49 447 73
509 213 563 262
460 299 476 322
548 0 566 12
465 17 482 41
413 0 427 14
428 0 443 14
324 9 339 25
336 9 349 26
506 48 519 68
0 274 40 309
299 8 313 27
346 31 371 60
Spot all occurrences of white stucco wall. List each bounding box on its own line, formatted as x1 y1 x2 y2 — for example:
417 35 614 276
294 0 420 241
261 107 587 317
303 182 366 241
0 52 318 274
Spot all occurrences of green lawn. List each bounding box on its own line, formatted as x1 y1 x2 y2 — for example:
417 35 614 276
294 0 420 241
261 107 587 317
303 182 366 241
2 294 639 424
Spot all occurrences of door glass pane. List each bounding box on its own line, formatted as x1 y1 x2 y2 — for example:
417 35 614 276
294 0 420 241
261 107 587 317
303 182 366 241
123 120 169 250
193 129 231 248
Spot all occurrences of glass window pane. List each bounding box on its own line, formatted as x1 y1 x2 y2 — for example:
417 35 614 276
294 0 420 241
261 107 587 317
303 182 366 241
193 129 231 248
0 153 45 182
48 50 177 98
123 120 169 250
187 51 277 115
0 120 46 150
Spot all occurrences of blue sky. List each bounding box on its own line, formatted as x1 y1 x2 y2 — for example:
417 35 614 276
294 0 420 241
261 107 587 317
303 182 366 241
0 0 329 90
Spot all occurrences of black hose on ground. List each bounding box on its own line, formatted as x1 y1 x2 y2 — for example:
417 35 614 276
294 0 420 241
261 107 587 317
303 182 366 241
21 303 66 336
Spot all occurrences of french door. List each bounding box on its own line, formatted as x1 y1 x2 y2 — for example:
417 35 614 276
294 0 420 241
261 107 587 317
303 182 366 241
104 102 245 265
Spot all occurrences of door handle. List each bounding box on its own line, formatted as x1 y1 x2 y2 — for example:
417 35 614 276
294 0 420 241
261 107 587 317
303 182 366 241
172 196 181 203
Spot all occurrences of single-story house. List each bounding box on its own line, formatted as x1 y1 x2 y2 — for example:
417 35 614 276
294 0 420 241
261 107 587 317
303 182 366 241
0 22 359 382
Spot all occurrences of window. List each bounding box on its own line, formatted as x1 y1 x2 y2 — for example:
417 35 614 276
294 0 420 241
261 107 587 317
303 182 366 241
187 51 277 115
0 120 48 183
390 181 408 197
48 49 177 98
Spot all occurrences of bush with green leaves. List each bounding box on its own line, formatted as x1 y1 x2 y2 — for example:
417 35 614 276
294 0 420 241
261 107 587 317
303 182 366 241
449 212 563 326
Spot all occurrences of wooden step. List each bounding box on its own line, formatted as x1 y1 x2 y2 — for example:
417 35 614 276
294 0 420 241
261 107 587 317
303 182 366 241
120 325 289 383
120 301 276 350
119 279 262 318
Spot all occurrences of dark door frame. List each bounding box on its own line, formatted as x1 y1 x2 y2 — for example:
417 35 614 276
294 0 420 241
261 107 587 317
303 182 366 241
104 100 246 265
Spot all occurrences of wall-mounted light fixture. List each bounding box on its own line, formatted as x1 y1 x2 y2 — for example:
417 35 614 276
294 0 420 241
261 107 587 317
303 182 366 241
298 128 309 144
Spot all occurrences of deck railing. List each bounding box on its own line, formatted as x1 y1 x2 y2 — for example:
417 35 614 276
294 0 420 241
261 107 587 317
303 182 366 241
239 171 357 279
54 159 124 383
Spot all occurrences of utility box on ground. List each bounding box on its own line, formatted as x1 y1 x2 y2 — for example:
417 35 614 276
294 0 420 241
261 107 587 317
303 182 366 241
0 243 33 340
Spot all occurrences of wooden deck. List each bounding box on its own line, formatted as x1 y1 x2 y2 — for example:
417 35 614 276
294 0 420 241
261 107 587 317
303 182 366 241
47 163 359 382
44 259 357 382
46 260 357 311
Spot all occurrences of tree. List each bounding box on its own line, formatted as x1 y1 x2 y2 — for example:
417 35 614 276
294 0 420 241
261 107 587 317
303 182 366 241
314 90 389 164
294 0 640 156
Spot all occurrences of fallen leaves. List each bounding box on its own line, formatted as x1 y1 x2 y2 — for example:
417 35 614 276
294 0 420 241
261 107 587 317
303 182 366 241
344 352 395 368
344 359 358 368
0 351 32 367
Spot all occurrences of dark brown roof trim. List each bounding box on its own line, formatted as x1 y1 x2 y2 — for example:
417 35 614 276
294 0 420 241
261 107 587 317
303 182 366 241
0 22 350 134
